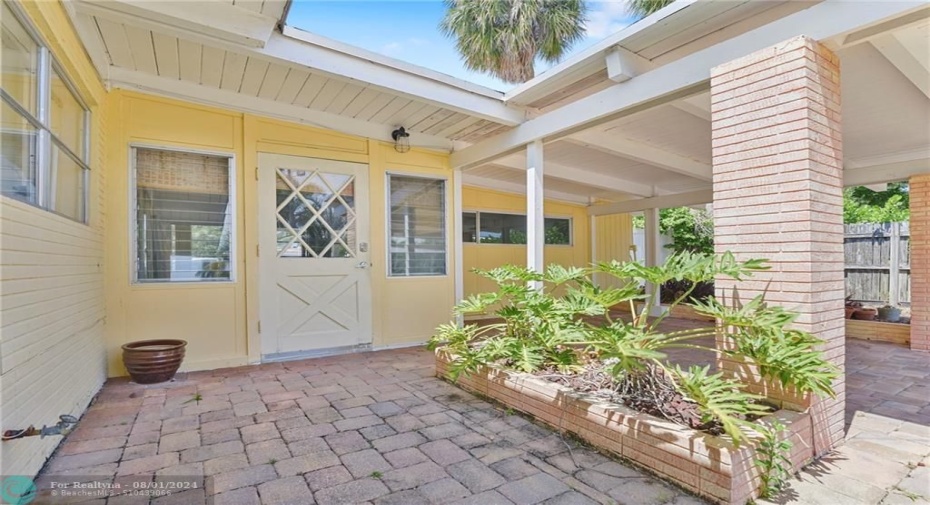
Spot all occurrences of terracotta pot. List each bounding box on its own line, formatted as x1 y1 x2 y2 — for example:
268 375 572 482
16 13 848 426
122 339 187 384
852 308 877 321
844 306 857 319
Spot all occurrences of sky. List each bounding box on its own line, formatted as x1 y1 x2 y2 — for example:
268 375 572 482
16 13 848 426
286 1 638 92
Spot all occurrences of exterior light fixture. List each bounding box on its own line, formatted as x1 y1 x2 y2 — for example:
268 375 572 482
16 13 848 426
391 127 410 153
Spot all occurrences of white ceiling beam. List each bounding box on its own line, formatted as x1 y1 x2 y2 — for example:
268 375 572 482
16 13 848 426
107 67 455 151
494 156 656 198
870 35 930 100
670 95 711 121
588 189 713 216
840 6 930 46
462 174 588 204
566 131 712 181
844 158 930 187
451 0 927 170
77 0 277 48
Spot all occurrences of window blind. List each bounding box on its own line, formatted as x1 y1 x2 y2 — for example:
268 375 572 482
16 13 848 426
388 175 446 276
134 148 234 282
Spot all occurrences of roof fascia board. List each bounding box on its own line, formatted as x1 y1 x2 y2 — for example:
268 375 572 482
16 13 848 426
504 0 701 105
281 26 504 100
274 27 526 125
78 0 277 48
452 0 928 171
107 66 456 152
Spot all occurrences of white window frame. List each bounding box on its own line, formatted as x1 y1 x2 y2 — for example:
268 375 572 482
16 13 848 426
129 144 238 285
385 172 449 278
463 210 574 246
0 2 91 223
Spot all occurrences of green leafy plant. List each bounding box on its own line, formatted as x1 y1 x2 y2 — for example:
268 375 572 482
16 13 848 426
755 420 793 499
428 251 838 452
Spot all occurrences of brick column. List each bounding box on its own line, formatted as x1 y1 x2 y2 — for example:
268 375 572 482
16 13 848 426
711 36 845 454
911 174 930 351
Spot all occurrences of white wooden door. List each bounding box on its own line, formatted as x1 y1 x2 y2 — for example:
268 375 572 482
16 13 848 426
258 154 371 359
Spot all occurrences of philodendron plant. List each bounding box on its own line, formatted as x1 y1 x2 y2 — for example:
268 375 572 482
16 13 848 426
428 252 838 448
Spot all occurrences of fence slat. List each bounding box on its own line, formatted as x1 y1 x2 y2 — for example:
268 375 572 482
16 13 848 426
844 221 910 305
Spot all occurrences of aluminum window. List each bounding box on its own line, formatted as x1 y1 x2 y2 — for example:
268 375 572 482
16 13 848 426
132 147 236 283
463 211 572 245
0 3 90 222
387 174 447 277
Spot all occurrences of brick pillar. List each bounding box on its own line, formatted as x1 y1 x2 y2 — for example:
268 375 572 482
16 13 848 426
711 36 845 455
911 174 930 351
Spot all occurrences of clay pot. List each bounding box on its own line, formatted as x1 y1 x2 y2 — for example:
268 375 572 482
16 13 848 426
852 308 877 321
122 339 187 384
844 306 857 319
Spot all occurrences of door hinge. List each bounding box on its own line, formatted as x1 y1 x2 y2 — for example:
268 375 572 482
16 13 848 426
256 244 260 257
255 166 259 181
257 320 261 333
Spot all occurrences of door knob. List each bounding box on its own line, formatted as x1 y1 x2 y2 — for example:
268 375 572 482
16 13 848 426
356 261 370 269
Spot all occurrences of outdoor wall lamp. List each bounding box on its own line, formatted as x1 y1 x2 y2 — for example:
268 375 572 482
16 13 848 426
391 127 411 153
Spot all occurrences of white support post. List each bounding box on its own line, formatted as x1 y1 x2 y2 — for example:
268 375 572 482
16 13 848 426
453 171 465 326
644 207 662 317
527 140 545 289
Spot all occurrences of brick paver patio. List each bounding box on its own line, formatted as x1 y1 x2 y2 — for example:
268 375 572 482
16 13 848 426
33 336 930 505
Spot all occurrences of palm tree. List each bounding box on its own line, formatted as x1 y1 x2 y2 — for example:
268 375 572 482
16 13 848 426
440 0 587 84
627 0 676 18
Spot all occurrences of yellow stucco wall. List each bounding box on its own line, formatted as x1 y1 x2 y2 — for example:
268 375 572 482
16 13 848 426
461 187 593 296
1 0 108 477
103 91 457 376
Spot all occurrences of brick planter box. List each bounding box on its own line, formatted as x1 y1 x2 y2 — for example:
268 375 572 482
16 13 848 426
435 350 816 505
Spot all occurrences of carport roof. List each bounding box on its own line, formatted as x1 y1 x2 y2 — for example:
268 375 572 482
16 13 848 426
65 0 930 206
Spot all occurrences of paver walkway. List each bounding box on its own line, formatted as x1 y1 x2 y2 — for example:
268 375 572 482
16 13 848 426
33 338 930 505
34 347 702 505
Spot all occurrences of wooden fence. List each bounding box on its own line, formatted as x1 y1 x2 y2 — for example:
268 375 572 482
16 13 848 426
844 222 910 305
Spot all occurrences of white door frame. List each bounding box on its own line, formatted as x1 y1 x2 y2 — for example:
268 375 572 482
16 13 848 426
257 153 372 361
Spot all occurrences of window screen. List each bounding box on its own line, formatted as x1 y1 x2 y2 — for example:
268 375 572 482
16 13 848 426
388 175 446 276
464 212 572 245
133 148 234 282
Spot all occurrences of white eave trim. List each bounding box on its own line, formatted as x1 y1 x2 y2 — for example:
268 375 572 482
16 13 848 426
274 27 527 126
503 0 700 106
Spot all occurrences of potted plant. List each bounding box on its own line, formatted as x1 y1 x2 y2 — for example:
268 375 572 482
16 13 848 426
877 305 901 322
122 339 187 384
844 296 861 319
853 307 877 320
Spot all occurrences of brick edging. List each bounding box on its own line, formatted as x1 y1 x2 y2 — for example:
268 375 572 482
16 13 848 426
435 350 815 505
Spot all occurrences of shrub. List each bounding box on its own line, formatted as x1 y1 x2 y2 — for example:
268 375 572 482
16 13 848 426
428 251 838 450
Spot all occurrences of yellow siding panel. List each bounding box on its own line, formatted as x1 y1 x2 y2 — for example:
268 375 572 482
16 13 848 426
593 213 635 288
461 187 591 297
1 1 108 477
125 96 239 150
105 91 248 376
